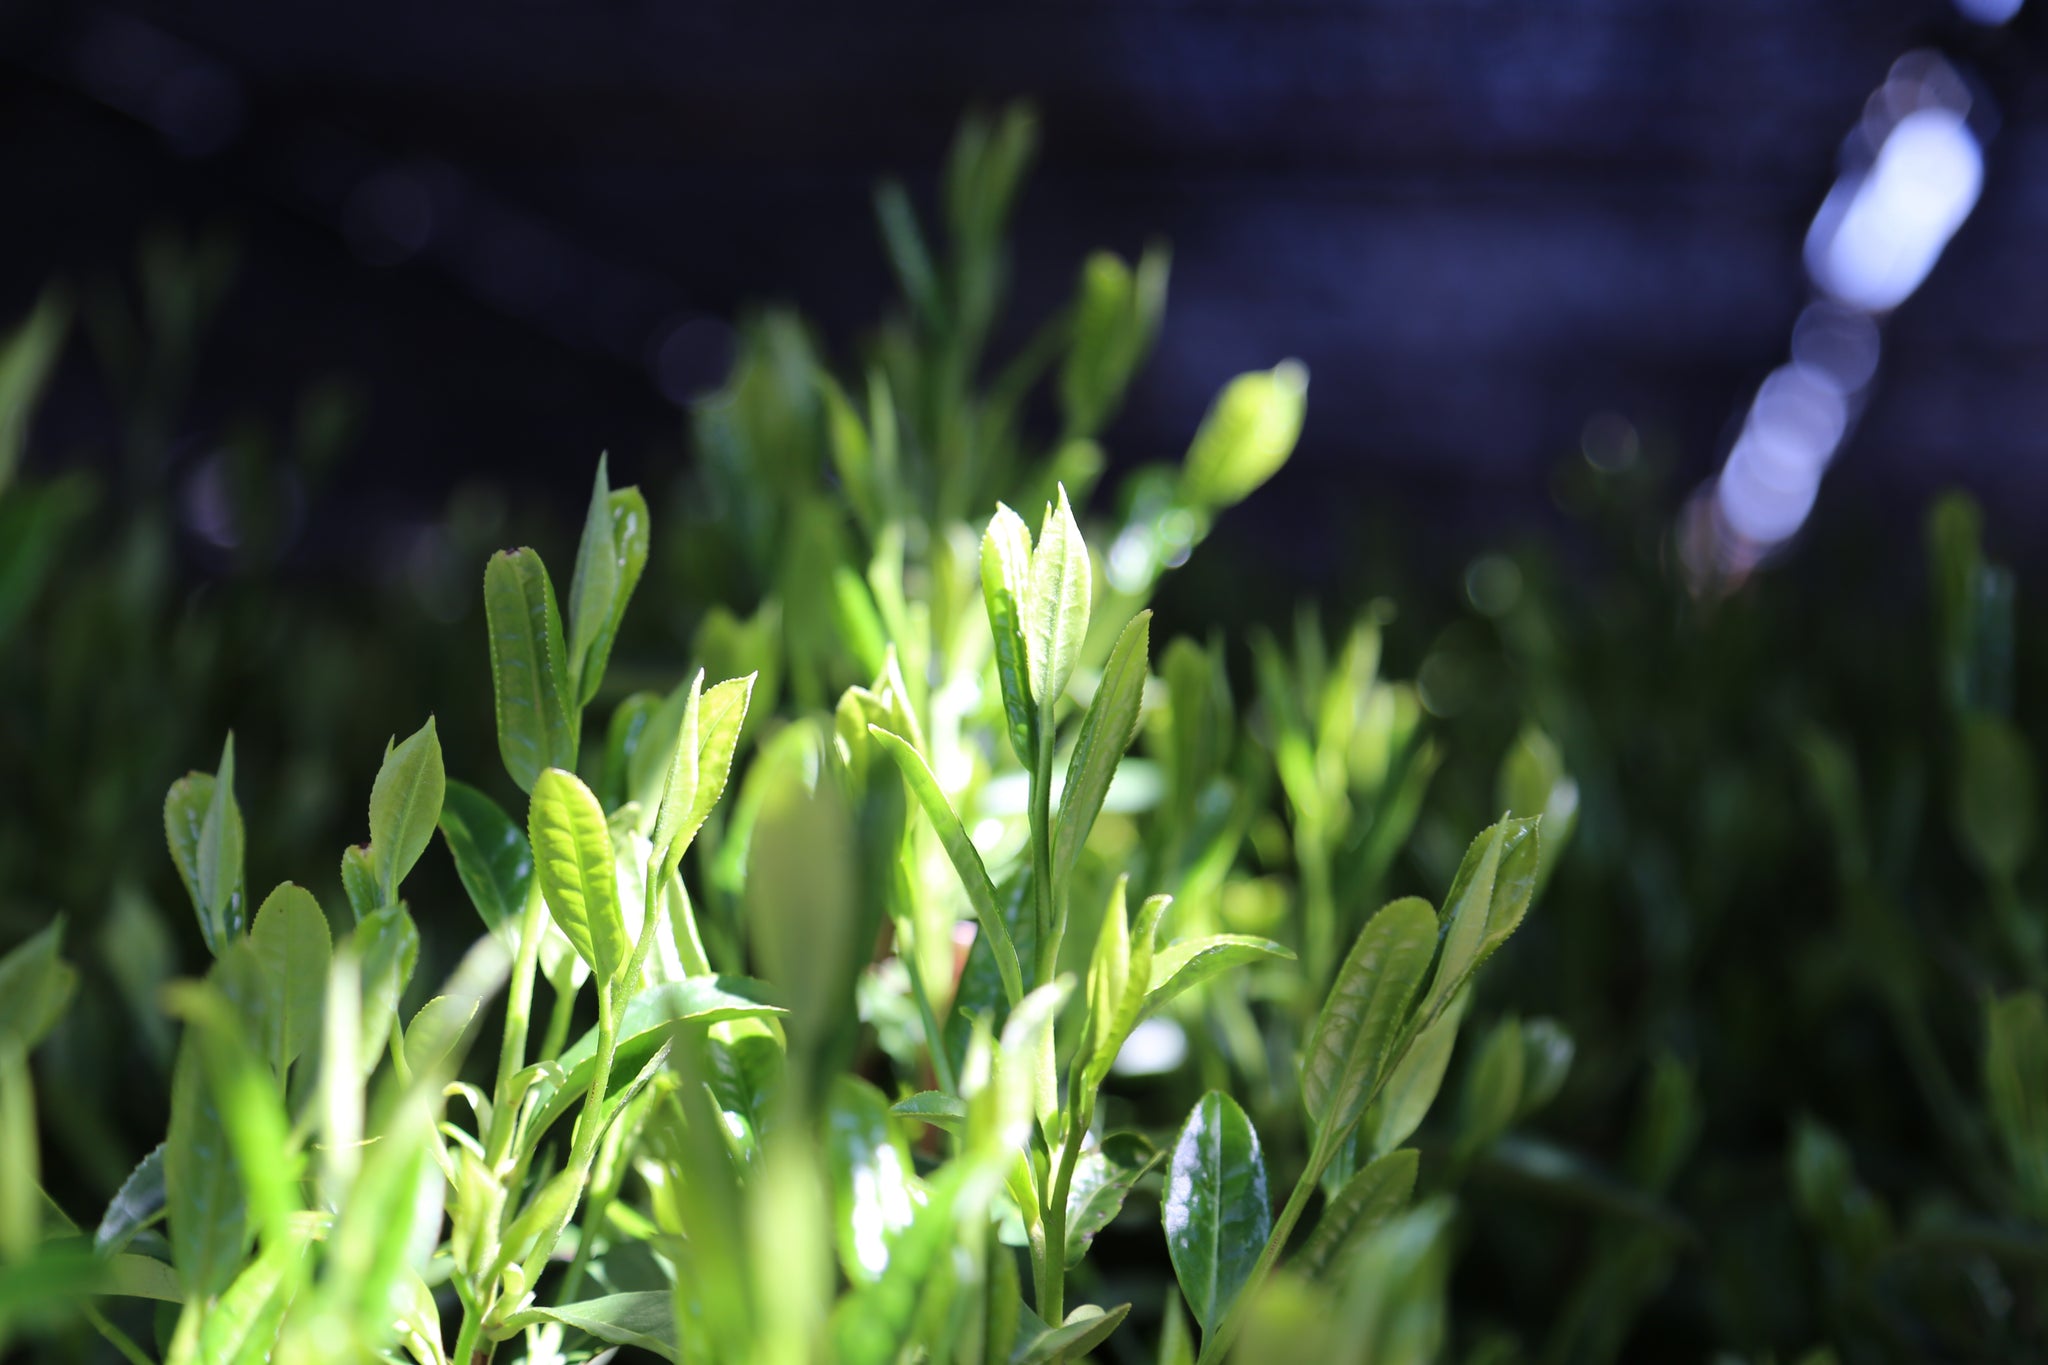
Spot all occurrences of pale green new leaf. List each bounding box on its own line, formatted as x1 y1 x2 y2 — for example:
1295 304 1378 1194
529 767 629 984
1139 934 1293 1023
367 716 445 907
506 1292 677 1361
869 725 1024 1008
1053 611 1151 885
1180 361 1308 510
1026 485 1090 715
567 456 620 705
657 673 757 880
982 501 1038 767
244 883 331 1077
353 904 419 1065
484 548 576 792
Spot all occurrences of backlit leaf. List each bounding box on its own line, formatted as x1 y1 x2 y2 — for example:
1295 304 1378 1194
484 548 576 792
529 767 629 984
1025 485 1090 716
367 717 445 907
244 883 331 1077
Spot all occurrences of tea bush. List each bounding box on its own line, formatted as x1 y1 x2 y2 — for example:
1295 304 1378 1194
3 106 2046 1365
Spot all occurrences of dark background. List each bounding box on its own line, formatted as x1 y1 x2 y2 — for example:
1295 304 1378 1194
4 0 2045 589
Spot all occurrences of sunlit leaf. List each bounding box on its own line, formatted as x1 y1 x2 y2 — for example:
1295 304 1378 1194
1163 1090 1269 1335
529 767 629 985
484 548 576 792
367 716 445 907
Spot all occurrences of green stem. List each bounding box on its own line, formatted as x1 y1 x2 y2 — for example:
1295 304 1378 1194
84 1304 154 1365
489 883 549 1162
537 965 577 1066
1038 1109 1089 1326
1030 727 1057 987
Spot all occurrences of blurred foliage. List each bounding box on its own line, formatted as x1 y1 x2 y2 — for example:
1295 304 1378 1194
1 104 2046 1365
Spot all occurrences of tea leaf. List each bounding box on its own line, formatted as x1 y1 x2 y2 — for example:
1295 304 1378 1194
94 1144 167 1255
1422 816 1541 1022
1163 1090 1270 1335
1085 894 1170 1093
1957 712 2035 882
0 919 77 1053
438 780 532 933
1180 361 1308 510
982 502 1038 766
1366 988 1467 1157
869 724 1025 1008
401 994 477 1080
1297 1147 1418 1279
367 716 445 907
244 883 331 1077
338 845 378 922
1053 610 1151 886
1014 1302 1133 1363
353 904 419 1065
165 1038 247 1298
567 456 620 705
1026 485 1090 715
826 1077 919 1284
1301 897 1438 1150
505 1291 677 1361
1987 992 2048 1213
1140 934 1293 1023
484 548 576 792
1064 1139 1164 1267
891 1091 967 1131
656 673 756 881
529 767 630 985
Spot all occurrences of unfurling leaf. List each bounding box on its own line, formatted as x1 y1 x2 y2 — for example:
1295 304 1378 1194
484 548 576 792
528 768 630 985
1026 484 1091 716
982 502 1038 767
367 717 445 908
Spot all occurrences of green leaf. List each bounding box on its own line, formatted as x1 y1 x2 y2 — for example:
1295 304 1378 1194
1064 1137 1164 1267
1422 817 1542 1020
1025 485 1091 716
1988 992 2048 1213
567 456 621 705
1140 934 1293 1023
653 672 755 880
0 919 77 1052
353 904 419 1065
1458 1016 1526 1157
484 547 576 792
0 1046 34 1263
103 1251 182 1303
505 1291 677 1361
1012 1302 1133 1364
577 479 652 708
244 883 331 1078
1365 988 1467 1158
1180 361 1308 509
338 845 378 922
1301 897 1438 1152
1517 1017 1575 1120
1297 1147 1418 1279
528 767 629 984
982 502 1039 767
1957 711 2035 882
401 994 478 1080
526 977 785 1140
830 1163 974 1365
165 1037 247 1298
891 1091 968 1131
367 717 445 907
1163 1091 1270 1336
196 1230 310 1363
1053 611 1151 884
826 1077 919 1284
1085 894 1170 1093
166 736 246 954
1083 878 1132 1090
94 1144 167 1255
438 780 533 933
869 725 1025 1008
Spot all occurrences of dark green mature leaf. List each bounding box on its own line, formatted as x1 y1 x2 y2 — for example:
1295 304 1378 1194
94 1144 166 1255
1179 361 1308 510
1013 1302 1133 1364
870 725 1024 1008
438 780 532 933
0 920 77 1052
1026 485 1090 714
527 977 785 1140
484 547 576 792
1141 934 1293 1024
1297 1148 1418 1279
1053 611 1151 884
1301 897 1438 1151
353 904 419 1065
982 502 1038 767
826 1077 919 1284
529 767 629 985
506 1291 677 1361
1164 1091 1270 1335
165 1039 247 1298
244 883 331 1077
367 717 445 907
